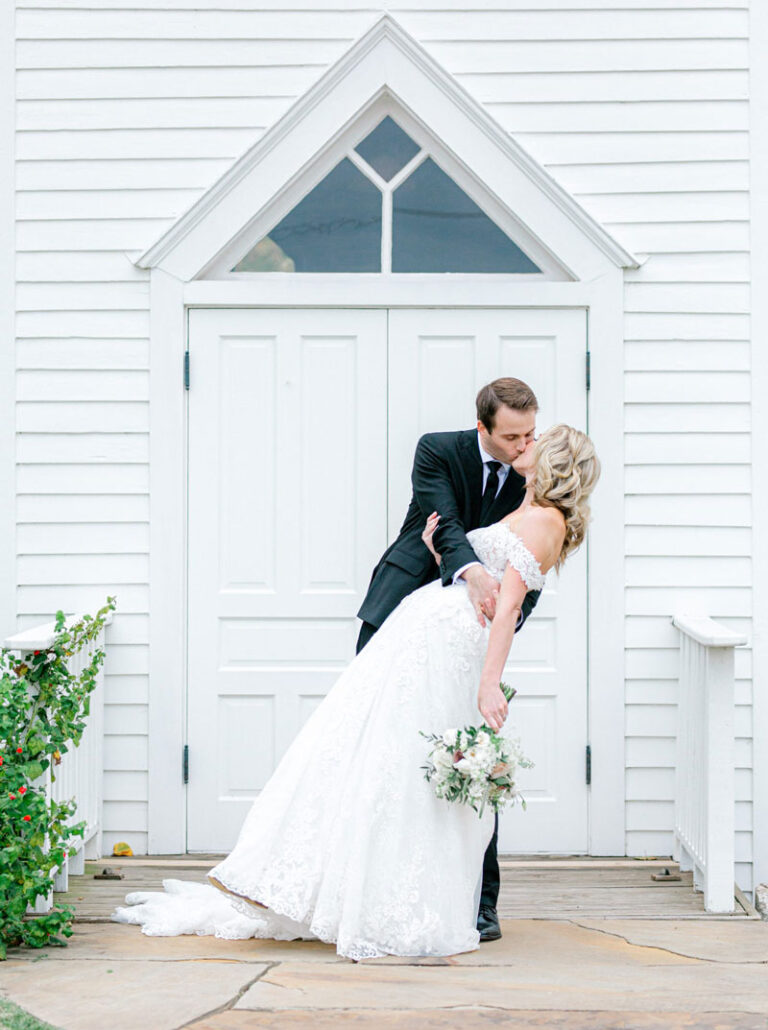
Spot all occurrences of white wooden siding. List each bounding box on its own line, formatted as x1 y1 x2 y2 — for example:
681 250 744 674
13 0 753 885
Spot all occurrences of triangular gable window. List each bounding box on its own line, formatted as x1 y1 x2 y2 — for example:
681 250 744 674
231 116 541 275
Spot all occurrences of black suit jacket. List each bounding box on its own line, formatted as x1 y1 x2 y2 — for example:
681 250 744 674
357 429 542 629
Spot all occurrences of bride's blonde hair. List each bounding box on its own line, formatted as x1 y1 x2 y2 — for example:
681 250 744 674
532 424 601 570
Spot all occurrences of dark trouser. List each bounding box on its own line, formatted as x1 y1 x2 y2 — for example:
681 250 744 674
480 813 500 910
355 619 501 913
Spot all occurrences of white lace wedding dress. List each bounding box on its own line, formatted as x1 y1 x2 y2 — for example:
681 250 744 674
111 522 546 960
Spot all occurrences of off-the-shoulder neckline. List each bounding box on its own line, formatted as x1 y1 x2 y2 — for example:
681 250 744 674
499 521 541 562
471 521 545 574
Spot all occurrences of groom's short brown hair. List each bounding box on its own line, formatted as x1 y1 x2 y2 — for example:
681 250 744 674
476 378 538 432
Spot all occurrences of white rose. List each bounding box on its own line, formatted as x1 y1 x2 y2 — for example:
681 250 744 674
434 748 455 771
442 728 459 748
456 754 484 778
476 748 496 773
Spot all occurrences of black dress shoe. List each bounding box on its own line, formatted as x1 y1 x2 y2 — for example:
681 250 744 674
476 904 502 942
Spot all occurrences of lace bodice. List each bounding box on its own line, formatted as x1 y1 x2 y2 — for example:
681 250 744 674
465 522 547 591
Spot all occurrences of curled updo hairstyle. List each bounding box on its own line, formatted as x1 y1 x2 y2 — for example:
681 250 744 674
532 424 601 570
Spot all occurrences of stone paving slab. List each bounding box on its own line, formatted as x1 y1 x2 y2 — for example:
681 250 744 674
0 957 268 1030
571 918 768 963
6 923 343 965
374 919 696 967
187 1010 768 1030
235 958 768 1014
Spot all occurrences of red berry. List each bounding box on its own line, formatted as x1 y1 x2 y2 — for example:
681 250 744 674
9 794 15 800
22 815 31 822
16 747 22 753
18 786 26 795
0 757 3 765
33 650 40 655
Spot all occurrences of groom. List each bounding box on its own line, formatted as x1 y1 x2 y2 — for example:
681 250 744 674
356 377 542 943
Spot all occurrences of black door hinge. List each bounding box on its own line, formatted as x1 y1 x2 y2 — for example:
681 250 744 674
183 744 189 784
585 351 591 392
184 350 190 390
585 744 591 785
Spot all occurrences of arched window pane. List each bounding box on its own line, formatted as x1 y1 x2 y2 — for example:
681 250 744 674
392 158 540 273
354 116 421 181
232 158 382 272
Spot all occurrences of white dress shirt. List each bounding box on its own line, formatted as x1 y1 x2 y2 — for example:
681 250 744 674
451 433 512 584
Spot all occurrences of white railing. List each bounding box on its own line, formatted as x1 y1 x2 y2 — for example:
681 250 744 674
671 613 747 913
4 612 111 912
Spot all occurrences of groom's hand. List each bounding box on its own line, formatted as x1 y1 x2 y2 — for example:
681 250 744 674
461 566 500 628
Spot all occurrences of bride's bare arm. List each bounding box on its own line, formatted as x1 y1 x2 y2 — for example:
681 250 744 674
477 511 564 730
476 572 526 731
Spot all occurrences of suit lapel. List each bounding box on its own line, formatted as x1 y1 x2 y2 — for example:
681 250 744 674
457 430 527 526
457 430 484 526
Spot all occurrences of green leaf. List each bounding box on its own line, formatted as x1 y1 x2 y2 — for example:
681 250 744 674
24 762 44 782
0 598 118 956
500 680 517 702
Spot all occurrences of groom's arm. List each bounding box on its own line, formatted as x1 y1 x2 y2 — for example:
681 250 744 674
411 434 480 587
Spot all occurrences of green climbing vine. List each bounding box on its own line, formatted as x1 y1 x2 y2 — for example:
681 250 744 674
0 597 117 958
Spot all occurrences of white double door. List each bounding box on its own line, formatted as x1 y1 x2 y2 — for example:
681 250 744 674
187 307 589 854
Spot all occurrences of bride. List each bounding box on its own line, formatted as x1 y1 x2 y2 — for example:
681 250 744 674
112 423 600 961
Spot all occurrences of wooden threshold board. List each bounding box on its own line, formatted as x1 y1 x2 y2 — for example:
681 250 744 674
98 855 678 869
64 856 757 922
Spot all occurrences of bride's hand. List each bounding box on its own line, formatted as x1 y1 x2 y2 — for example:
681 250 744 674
478 682 508 732
421 512 442 565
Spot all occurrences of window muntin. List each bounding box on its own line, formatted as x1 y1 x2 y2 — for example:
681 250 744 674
353 115 421 181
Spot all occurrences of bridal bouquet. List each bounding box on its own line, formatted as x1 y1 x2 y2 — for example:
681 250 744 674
420 683 534 818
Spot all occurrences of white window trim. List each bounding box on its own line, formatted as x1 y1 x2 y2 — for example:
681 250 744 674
136 16 637 278
204 96 565 282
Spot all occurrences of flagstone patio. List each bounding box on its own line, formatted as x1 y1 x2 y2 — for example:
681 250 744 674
1 857 765 1030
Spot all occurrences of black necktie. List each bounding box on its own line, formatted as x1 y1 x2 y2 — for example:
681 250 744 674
479 460 502 524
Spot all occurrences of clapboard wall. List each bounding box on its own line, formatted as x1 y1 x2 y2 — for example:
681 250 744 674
12 0 752 889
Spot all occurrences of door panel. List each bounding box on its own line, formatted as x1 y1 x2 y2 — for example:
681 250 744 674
388 309 589 852
186 308 388 850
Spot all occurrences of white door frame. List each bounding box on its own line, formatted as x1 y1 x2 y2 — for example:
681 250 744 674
146 273 625 856
141 14 633 856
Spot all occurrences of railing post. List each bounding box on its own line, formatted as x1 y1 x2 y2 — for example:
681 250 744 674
703 642 736 911
672 614 746 914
